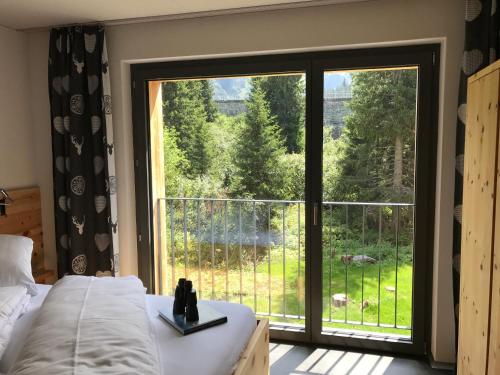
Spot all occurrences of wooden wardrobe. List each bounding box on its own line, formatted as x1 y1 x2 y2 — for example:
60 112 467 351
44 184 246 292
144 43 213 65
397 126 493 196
458 60 500 375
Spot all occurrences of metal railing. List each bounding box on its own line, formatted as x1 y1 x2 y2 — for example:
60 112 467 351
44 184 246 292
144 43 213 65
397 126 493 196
156 197 414 334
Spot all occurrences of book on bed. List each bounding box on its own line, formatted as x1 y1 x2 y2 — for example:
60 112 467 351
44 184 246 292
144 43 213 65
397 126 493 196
159 303 227 335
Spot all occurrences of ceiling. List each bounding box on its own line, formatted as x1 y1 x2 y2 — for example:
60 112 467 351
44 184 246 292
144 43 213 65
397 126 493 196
0 0 365 31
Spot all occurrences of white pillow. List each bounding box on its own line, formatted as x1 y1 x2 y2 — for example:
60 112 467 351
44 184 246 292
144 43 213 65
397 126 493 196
0 235 37 296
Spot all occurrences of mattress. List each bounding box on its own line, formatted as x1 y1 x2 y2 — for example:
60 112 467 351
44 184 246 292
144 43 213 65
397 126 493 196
0 284 256 375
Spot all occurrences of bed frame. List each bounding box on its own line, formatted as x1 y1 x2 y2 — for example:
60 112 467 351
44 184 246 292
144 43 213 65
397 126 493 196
0 186 44 270
234 319 269 375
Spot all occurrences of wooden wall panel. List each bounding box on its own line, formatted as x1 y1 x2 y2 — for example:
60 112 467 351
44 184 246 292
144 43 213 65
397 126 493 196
0 187 44 270
148 81 167 294
458 70 499 375
489 135 500 375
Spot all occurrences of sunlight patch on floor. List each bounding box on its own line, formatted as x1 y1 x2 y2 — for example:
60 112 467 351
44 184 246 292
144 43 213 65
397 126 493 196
270 344 294 366
273 346 395 375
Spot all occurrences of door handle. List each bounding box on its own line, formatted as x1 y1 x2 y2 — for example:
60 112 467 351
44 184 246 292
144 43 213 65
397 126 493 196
313 202 319 226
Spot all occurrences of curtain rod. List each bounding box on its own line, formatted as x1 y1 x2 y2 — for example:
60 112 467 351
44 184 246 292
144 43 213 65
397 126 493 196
22 0 370 32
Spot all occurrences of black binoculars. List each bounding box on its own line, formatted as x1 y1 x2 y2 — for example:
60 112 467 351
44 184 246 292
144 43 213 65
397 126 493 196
173 278 199 322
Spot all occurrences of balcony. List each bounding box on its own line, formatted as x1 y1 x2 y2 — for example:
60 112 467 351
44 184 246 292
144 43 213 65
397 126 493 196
156 197 414 339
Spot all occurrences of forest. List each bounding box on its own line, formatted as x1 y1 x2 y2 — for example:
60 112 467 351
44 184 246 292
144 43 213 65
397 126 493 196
160 69 417 334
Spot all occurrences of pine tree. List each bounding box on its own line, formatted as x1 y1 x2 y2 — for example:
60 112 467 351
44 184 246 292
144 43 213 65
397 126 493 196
200 80 218 122
162 81 210 177
163 126 187 197
231 79 286 199
335 69 417 203
260 75 304 153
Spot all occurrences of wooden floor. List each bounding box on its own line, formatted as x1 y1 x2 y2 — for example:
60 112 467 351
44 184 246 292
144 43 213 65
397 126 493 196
269 342 453 375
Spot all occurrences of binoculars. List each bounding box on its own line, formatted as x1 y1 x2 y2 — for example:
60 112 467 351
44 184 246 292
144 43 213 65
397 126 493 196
173 278 199 322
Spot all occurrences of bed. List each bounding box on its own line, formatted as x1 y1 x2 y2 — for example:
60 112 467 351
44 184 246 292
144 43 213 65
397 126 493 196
0 189 269 374
0 281 269 375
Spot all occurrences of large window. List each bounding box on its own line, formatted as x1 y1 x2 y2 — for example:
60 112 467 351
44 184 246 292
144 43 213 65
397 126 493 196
131 45 439 355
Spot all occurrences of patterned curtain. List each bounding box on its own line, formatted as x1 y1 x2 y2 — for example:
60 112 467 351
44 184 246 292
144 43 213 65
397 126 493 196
454 0 499 343
49 25 119 278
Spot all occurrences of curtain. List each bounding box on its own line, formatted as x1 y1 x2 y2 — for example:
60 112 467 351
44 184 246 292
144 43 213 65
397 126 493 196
454 0 499 343
49 25 119 277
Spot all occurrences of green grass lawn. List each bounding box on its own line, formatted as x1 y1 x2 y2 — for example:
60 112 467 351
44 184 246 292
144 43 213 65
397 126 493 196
160 244 413 338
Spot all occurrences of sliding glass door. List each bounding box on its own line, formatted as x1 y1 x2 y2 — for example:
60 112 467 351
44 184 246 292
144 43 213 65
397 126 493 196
158 72 307 334
131 45 439 354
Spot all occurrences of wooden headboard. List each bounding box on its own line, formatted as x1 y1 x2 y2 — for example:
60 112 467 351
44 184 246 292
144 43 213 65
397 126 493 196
0 187 44 270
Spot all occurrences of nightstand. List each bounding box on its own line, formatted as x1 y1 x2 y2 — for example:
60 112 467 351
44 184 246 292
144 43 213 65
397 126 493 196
33 269 56 285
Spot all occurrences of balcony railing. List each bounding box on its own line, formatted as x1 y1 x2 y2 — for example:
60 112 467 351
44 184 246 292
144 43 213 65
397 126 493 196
156 197 414 337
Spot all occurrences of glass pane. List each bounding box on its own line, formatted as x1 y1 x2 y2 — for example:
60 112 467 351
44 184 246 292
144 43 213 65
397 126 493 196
155 73 306 328
321 67 417 339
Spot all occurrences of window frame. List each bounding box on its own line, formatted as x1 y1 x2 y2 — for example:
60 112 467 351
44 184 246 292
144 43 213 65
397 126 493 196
130 44 440 355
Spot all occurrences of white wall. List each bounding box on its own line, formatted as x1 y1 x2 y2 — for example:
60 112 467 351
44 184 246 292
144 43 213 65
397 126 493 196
0 25 56 274
0 26 36 188
25 0 464 363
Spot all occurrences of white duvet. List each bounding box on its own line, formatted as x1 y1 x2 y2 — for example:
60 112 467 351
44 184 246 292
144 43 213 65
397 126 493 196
0 286 30 360
10 276 160 375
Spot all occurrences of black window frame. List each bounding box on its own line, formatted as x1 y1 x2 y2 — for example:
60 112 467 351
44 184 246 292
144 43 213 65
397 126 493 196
130 44 440 356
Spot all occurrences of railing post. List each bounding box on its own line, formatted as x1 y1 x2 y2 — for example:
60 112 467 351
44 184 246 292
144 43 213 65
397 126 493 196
183 199 188 278
253 201 257 313
211 200 215 300
282 203 286 318
361 205 366 325
196 200 201 299
344 204 348 324
394 205 400 328
329 204 333 322
239 202 243 305
157 199 163 296
268 203 272 316
378 205 382 327
170 199 175 295
224 201 229 301
297 202 301 319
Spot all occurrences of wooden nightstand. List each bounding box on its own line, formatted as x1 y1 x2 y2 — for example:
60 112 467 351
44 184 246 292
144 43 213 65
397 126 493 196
33 269 56 285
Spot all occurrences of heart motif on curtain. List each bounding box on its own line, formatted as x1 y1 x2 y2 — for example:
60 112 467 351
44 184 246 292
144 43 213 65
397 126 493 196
53 116 64 134
58 195 67 212
56 36 62 53
462 49 484 75
465 0 482 21
91 116 101 134
62 75 70 93
63 116 71 132
84 33 96 53
88 75 99 94
93 156 104 175
55 156 65 173
95 233 111 252
458 103 467 124
94 195 107 213
60 234 68 250
52 77 62 95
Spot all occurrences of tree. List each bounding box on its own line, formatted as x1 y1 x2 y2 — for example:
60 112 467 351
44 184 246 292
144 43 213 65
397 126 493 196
260 75 305 153
162 81 211 177
163 126 187 197
200 80 218 122
335 69 417 203
231 79 286 199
